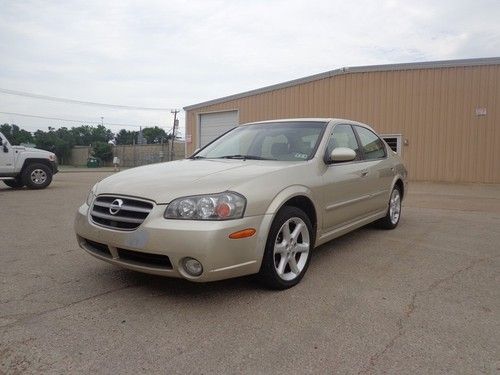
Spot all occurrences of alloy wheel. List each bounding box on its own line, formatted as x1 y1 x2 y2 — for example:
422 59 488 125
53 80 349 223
30 169 47 185
273 217 310 281
389 189 401 224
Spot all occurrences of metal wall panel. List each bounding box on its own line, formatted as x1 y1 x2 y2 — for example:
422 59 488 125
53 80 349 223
185 64 500 183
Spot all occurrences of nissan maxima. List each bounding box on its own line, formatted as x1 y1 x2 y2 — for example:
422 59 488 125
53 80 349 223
75 118 407 289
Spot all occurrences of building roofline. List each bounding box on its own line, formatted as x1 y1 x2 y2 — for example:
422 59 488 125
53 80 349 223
183 57 500 111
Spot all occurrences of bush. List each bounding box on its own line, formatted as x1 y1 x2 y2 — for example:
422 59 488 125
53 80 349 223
92 142 113 162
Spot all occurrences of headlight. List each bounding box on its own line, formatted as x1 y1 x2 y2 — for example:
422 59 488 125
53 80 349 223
164 192 246 220
86 184 98 206
48 154 56 162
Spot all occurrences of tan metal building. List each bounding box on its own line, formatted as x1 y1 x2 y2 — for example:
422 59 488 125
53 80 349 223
184 57 500 183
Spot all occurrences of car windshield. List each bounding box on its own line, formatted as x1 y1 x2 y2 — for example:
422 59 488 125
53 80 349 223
193 121 327 161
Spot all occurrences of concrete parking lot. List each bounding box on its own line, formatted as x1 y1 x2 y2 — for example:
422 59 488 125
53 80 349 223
1 172 499 374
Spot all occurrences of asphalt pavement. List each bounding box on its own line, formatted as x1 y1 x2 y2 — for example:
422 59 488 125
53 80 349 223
1 173 499 374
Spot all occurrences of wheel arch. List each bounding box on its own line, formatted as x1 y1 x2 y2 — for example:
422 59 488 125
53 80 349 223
20 158 53 175
265 185 320 246
392 177 405 200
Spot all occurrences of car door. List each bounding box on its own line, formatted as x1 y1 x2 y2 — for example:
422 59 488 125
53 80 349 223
320 124 373 231
0 135 15 174
352 125 394 213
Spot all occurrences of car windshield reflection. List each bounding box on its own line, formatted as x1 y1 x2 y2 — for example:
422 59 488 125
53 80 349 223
193 121 327 161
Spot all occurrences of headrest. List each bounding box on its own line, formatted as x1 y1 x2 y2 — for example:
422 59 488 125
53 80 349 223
271 143 289 157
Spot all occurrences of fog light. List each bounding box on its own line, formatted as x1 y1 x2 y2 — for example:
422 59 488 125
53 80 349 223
181 257 203 276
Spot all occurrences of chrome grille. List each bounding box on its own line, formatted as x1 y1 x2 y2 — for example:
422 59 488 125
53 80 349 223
90 196 154 230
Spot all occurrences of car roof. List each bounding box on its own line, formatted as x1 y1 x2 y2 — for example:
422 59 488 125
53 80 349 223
242 118 377 132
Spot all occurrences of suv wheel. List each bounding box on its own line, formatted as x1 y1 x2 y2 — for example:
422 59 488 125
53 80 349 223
3 178 24 189
22 163 53 189
257 206 314 289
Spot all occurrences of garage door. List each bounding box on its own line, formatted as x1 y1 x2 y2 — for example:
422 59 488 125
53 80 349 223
199 111 238 147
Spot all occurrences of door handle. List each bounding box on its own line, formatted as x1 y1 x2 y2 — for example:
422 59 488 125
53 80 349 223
360 169 368 177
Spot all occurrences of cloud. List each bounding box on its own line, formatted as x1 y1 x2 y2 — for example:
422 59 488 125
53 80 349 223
0 0 498 135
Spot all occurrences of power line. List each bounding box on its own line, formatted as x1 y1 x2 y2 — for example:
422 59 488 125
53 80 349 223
0 111 143 128
0 87 175 111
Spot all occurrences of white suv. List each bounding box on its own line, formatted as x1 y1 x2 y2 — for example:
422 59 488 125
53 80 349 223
0 132 58 189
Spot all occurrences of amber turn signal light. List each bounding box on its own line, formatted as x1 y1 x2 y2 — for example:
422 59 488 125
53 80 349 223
229 228 256 239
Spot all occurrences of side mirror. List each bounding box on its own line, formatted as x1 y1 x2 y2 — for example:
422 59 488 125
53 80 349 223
330 147 356 163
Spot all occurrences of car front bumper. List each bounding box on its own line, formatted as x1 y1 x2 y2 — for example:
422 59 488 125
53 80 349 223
74 203 273 282
51 160 58 174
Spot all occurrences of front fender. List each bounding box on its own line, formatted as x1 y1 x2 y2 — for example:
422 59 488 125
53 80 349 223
265 185 315 214
17 153 52 170
264 184 322 236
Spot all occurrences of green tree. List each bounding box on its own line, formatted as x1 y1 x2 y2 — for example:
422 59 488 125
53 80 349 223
71 125 93 145
69 125 114 145
91 125 114 143
34 128 72 163
141 126 171 144
55 127 76 148
92 141 113 162
115 129 138 145
0 123 34 145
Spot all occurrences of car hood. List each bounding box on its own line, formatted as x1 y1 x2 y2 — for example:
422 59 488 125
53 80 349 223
95 159 297 204
13 146 48 153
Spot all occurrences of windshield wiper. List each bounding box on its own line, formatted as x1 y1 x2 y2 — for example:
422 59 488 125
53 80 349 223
190 155 206 159
217 154 275 160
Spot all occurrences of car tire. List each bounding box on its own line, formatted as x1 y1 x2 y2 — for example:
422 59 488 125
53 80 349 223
375 185 402 229
257 206 314 290
3 178 24 189
22 163 53 189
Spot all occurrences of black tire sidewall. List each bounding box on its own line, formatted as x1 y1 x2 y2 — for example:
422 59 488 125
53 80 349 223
22 163 53 189
3 178 24 188
258 206 314 289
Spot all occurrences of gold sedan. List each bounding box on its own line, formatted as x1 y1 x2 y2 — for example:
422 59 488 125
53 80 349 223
75 119 407 289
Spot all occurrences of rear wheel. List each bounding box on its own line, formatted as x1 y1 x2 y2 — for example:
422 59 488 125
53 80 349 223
3 178 24 189
257 206 313 289
376 185 402 229
22 163 53 189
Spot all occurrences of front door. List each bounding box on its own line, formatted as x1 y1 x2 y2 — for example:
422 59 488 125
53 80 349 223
0 136 15 174
321 124 372 231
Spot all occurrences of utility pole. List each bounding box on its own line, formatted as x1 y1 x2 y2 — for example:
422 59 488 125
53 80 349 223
170 109 179 161
101 116 104 126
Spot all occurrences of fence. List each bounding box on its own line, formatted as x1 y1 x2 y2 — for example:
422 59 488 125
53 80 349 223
69 141 185 167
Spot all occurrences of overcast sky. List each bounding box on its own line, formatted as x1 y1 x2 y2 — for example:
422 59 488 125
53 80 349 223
0 0 499 137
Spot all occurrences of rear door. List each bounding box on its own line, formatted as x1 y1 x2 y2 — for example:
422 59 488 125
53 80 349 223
321 124 373 231
352 125 394 213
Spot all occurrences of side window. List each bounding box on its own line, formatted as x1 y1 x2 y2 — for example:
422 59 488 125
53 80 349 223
326 124 361 160
354 126 386 160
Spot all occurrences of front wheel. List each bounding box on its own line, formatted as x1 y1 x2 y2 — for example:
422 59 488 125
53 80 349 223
257 206 314 289
22 163 53 189
375 185 402 229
